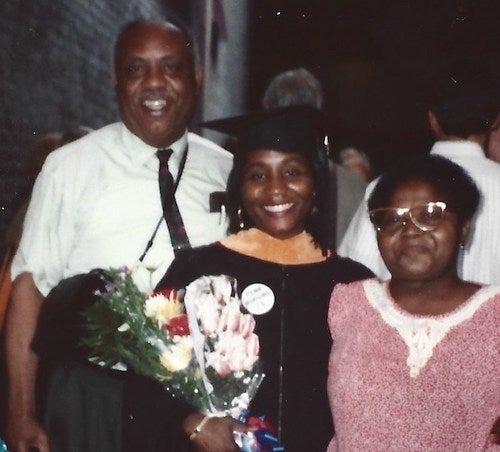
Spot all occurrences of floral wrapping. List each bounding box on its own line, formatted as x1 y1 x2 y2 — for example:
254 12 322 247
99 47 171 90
82 268 281 450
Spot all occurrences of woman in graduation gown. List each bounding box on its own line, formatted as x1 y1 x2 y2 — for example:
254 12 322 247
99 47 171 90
123 107 373 452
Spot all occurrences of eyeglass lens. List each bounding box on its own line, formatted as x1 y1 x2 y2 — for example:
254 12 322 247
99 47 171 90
370 202 446 233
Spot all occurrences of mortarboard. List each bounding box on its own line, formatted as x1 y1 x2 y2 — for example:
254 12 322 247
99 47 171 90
200 106 328 160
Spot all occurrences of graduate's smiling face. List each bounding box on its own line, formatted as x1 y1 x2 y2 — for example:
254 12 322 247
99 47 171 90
241 149 315 240
113 22 201 148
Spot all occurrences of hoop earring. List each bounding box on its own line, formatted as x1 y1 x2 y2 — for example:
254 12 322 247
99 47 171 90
237 207 245 229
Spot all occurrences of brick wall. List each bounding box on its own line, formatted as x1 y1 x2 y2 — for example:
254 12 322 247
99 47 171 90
0 0 184 255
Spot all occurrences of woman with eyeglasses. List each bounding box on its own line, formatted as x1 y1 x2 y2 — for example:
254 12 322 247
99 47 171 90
327 155 500 451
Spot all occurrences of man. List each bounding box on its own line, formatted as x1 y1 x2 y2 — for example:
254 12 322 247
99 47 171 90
339 76 500 284
486 112 500 162
4 19 232 451
262 67 324 110
262 67 367 247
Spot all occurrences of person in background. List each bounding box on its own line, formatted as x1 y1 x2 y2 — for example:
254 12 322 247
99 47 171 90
328 155 499 451
4 18 232 452
338 74 500 284
338 147 373 182
262 67 324 110
486 111 500 162
261 67 367 247
122 107 373 452
0 129 89 332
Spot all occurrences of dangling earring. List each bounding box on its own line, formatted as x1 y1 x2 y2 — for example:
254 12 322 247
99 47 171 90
310 192 319 216
237 207 245 229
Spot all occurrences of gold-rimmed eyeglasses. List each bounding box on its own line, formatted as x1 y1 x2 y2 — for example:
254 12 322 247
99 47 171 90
369 201 447 233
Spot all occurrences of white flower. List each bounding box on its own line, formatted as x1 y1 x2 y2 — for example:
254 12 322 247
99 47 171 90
117 322 130 332
129 263 158 294
196 292 220 335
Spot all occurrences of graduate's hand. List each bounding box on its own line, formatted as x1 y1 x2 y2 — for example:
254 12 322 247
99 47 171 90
184 412 250 452
490 417 500 445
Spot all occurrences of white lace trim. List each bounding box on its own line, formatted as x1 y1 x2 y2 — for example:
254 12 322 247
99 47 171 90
363 280 500 378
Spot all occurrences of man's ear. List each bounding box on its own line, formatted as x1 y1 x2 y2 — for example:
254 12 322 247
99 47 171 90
195 66 204 95
111 69 118 87
428 110 445 139
428 110 439 134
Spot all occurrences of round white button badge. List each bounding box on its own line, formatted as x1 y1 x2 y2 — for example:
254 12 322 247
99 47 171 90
241 283 275 315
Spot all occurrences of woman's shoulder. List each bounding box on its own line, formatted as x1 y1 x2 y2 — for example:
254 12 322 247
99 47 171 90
173 243 224 261
156 243 227 290
325 254 375 282
328 278 377 334
330 278 374 300
469 285 500 323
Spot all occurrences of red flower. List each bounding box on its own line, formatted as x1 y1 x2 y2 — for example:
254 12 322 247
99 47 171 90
154 288 179 300
165 314 190 336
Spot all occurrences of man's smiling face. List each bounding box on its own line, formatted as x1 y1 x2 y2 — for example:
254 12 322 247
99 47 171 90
114 22 201 148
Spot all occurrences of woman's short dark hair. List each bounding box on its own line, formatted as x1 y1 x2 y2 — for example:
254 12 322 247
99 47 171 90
226 139 332 255
368 155 480 223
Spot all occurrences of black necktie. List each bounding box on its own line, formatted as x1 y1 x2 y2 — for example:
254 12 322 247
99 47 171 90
157 149 190 254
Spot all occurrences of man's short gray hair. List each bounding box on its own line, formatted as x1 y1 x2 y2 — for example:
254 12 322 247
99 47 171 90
262 67 324 110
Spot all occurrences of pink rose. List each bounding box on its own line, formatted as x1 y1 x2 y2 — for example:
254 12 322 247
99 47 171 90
225 302 241 332
211 275 233 304
238 314 255 338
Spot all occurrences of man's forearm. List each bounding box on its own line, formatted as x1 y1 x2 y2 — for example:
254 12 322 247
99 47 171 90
5 272 44 417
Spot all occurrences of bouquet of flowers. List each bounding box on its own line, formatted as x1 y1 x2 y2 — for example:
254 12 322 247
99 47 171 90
82 268 280 450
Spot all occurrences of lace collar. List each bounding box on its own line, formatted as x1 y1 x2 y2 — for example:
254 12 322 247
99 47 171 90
363 279 500 378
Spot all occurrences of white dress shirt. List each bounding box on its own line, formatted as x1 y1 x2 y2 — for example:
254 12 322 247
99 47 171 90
338 140 500 285
12 122 233 294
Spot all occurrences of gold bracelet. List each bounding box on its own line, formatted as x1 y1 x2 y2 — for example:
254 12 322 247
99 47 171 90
189 415 210 441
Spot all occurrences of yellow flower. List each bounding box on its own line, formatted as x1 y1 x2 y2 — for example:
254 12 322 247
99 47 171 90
145 291 184 326
159 339 193 372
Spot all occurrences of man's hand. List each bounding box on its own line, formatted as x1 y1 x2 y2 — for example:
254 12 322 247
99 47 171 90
184 413 250 452
5 414 50 452
4 273 48 452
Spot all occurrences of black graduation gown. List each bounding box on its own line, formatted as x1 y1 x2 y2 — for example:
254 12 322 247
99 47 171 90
124 243 372 452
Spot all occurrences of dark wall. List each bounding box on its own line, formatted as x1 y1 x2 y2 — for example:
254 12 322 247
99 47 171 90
248 0 500 173
0 1 189 255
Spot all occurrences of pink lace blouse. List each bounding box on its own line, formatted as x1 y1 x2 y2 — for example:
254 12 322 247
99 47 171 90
327 279 500 451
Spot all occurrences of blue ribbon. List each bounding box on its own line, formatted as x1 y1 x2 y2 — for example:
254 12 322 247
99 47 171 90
238 411 284 452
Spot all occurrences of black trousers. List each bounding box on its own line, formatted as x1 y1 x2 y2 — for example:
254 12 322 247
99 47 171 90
44 361 124 452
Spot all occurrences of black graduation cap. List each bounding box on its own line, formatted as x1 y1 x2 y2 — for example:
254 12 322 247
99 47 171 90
202 106 334 253
200 106 328 159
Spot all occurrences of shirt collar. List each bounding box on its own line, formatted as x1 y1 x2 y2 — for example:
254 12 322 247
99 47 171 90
119 123 188 173
430 140 486 160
